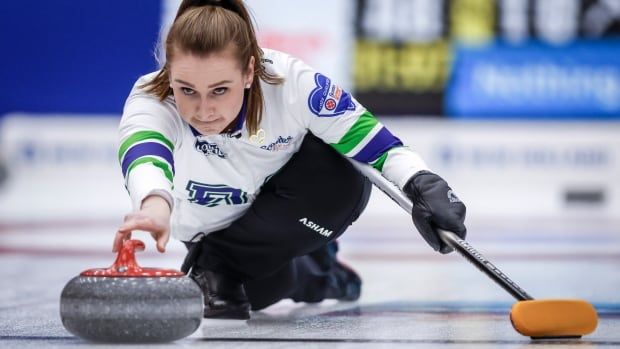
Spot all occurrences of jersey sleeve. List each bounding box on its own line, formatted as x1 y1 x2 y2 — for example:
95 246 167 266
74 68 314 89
118 82 181 210
282 55 430 189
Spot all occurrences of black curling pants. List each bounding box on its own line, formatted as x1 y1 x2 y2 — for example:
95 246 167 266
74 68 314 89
185 133 372 310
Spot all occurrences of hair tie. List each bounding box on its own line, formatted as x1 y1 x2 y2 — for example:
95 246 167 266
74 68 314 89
192 0 235 12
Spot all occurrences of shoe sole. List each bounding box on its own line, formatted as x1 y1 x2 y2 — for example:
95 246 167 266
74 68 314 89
204 306 250 320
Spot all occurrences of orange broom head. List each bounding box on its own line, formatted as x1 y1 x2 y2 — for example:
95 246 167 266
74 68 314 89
510 299 598 338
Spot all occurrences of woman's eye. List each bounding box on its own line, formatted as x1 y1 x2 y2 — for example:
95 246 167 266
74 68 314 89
181 87 196 96
213 87 228 96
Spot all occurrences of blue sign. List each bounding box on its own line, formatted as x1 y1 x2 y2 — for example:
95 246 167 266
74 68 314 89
445 40 620 119
0 1 161 117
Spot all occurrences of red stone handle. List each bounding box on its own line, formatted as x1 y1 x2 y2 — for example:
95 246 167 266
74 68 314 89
110 239 145 274
80 239 184 277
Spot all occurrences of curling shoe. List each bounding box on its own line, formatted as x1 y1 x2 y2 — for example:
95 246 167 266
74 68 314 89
324 261 362 301
190 267 251 319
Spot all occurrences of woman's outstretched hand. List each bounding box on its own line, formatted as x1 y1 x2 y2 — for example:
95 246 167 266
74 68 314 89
113 195 172 253
403 171 467 254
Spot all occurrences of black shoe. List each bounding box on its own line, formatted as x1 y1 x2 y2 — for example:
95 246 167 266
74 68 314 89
190 267 251 319
324 261 362 301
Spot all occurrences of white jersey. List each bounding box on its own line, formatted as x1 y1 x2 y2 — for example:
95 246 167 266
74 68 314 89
119 48 429 241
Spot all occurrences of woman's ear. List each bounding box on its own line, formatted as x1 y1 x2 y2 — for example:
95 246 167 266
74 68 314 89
245 56 255 88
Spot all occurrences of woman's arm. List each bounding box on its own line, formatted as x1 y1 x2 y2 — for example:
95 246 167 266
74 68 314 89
116 78 181 252
281 52 466 253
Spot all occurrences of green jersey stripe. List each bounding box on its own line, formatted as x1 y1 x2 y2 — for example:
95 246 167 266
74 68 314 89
119 138 171 164
330 111 378 155
344 122 383 157
126 156 174 183
118 131 174 162
371 152 389 171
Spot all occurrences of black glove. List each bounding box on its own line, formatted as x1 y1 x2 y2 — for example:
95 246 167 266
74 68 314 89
403 171 466 254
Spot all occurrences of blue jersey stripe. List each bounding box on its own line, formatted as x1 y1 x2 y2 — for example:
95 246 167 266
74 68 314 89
121 142 175 177
352 127 403 163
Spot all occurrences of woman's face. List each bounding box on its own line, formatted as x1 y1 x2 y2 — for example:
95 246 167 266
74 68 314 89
169 45 254 135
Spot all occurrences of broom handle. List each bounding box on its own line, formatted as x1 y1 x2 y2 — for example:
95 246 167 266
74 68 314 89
348 159 534 301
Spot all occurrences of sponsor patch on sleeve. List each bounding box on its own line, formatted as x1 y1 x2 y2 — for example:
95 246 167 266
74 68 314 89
308 73 356 117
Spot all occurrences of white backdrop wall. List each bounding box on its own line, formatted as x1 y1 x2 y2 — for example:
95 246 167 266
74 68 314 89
1 115 618 223
382 119 620 220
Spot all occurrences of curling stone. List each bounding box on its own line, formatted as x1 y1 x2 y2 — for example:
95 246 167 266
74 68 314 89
60 239 203 343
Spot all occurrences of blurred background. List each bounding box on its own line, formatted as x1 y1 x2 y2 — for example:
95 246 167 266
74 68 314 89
1 2 619 345
1 0 619 242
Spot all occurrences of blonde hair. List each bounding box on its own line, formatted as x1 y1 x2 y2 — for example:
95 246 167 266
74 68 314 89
141 0 283 134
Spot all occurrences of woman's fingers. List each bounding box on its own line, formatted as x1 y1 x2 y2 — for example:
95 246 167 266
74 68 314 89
155 230 170 253
112 229 132 252
114 214 167 253
120 215 155 231
113 216 150 252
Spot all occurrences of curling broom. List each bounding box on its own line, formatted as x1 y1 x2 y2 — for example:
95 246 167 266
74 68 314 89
348 159 598 339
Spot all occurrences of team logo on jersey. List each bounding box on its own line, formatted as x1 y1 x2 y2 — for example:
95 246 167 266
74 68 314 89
308 73 355 117
186 181 249 207
249 129 266 144
325 98 336 110
195 139 227 158
260 135 294 152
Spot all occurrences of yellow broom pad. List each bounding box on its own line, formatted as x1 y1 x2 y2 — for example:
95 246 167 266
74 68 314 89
510 299 598 338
